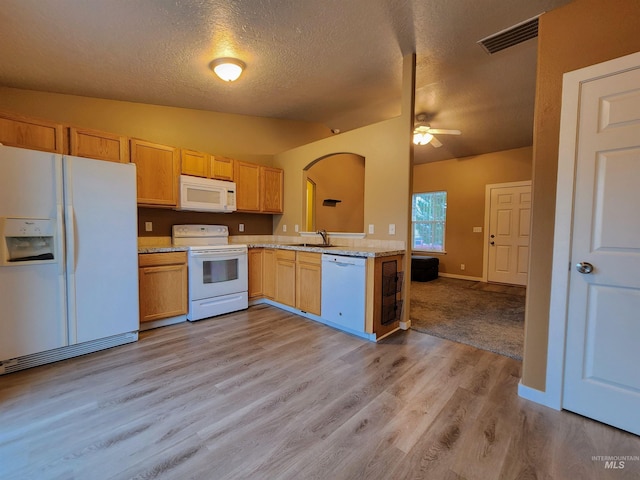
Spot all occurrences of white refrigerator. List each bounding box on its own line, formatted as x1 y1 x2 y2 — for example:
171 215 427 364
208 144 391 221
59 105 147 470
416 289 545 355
0 145 139 374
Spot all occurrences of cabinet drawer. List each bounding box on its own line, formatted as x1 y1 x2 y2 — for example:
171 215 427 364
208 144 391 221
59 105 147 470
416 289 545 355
138 251 187 267
297 251 321 265
275 249 296 261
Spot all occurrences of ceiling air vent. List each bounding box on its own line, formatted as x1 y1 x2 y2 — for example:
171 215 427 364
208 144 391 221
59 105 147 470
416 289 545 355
477 14 541 54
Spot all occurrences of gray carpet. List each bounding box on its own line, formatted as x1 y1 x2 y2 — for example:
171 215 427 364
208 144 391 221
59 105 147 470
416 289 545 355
410 277 525 360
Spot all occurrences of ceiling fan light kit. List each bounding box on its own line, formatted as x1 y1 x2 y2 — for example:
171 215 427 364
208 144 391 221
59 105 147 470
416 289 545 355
413 113 461 147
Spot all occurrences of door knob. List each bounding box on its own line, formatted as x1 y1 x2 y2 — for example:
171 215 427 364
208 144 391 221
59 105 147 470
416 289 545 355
575 262 594 274
490 241 495 246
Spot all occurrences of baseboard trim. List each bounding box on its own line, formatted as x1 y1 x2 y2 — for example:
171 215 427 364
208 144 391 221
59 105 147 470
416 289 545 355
438 272 483 282
517 381 561 410
139 315 187 331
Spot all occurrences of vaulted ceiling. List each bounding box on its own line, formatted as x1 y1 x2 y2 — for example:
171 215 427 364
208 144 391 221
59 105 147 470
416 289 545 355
0 0 572 163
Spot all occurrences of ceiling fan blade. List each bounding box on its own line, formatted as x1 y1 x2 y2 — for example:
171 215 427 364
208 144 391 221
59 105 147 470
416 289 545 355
428 128 461 135
430 136 443 148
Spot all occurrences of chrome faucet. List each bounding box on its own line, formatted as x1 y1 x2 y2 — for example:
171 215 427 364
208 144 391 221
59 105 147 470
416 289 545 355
317 229 329 246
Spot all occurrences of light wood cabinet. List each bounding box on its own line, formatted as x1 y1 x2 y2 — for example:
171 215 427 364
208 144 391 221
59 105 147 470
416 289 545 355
130 139 180 207
263 248 276 299
235 160 284 213
181 150 235 181
181 149 209 177
295 252 321 315
253 248 320 315
248 248 264 299
0 111 66 153
235 160 261 212
138 252 188 323
275 249 296 307
261 166 284 213
69 127 129 163
211 155 234 181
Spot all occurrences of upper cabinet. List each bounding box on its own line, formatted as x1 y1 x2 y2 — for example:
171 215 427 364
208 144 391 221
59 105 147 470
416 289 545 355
261 166 284 213
235 161 284 214
130 139 180 207
0 111 65 154
70 127 129 163
181 149 235 181
181 149 209 178
210 155 234 181
235 160 262 212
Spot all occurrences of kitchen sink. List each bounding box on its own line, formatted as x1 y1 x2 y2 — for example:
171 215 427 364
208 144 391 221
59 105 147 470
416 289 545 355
287 243 338 248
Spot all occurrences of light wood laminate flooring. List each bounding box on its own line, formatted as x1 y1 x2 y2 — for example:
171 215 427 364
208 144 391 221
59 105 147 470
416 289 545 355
1 305 638 479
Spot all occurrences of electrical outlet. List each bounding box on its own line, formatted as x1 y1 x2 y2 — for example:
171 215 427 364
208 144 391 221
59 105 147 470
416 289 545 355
295 224 299 232
239 223 245 232
145 221 153 232
388 223 395 235
282 224 287 233
460 264 465 271
473 226 482 233
368 224 374 234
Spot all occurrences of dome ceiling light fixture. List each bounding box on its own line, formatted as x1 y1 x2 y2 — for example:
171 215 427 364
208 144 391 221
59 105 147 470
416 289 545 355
413 113 461 148
210 57 246 82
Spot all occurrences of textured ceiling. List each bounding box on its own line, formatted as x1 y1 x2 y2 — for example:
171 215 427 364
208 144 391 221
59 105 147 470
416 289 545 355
0 0 572 163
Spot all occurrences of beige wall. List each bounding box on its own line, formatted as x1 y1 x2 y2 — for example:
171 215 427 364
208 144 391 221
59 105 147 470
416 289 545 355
307 153 365 233
523 0 640 390
275 116 412 242
274 55 415 248
0 86 330 163
413 146 532 278
0 86 331 236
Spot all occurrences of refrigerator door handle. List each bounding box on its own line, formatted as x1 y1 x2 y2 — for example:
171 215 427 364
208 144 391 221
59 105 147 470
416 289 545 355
65 205 76 273
57 204 66 274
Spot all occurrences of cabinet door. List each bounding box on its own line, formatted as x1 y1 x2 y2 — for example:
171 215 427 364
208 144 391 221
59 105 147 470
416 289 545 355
0 112 65 153
248 248 264 299
138 263 188 322
275 250 296 307
263 249 276 299
296 253 321 315
261 166 284 213
181 149 210 178
211 155 234 181
234 160 261 212
130 139 179 207
70 127 129 163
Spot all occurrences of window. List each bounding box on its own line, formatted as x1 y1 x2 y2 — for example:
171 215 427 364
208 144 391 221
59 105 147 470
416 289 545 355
412 191 447 252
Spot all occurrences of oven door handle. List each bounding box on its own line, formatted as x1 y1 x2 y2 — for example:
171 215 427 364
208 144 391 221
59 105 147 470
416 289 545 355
190 249 247 257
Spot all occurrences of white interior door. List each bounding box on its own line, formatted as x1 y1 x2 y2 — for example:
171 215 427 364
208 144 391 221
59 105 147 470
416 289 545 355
562 59 640 435
487 183 531 286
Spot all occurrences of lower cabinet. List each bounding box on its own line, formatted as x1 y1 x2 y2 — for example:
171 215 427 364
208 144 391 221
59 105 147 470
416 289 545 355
138 252 188 323
248 248 264 299
249 248 321 315
275 250 296 307
296 252 321 315
263 249 276 299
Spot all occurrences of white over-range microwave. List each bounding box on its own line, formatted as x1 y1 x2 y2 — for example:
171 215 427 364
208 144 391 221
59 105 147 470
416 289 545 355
177 175 237 213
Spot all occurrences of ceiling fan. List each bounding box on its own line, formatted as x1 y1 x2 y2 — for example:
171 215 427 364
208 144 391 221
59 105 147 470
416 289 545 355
413 113 461 148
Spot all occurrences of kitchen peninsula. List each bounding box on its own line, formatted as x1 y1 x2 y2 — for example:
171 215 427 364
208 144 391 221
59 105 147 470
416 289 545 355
241 238 406 341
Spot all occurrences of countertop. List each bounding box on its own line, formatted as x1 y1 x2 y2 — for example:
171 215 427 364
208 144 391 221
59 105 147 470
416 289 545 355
138 246 189 254
138 244 405 258
245 243 405 258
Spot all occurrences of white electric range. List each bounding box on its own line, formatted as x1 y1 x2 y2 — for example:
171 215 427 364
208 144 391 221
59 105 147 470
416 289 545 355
172 225 248 321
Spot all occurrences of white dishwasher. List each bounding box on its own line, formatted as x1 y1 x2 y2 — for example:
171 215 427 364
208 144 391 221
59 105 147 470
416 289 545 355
321 254 366 332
